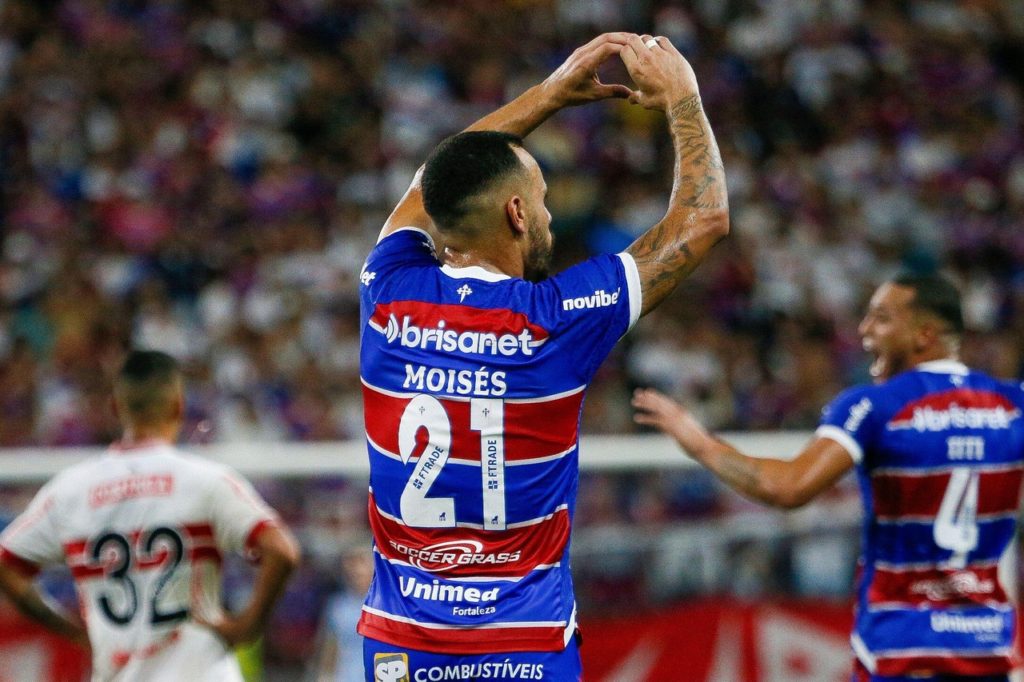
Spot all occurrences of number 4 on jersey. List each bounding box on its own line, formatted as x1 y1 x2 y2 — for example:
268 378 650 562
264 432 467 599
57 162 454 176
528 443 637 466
933 467 979 568
398 394 507 530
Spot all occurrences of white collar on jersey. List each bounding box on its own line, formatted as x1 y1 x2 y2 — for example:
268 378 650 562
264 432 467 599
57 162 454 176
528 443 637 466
916 359 969 375
440 264 511 282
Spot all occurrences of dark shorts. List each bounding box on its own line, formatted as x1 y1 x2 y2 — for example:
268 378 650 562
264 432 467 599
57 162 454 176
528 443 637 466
852 659 1010 682
364 635 582 682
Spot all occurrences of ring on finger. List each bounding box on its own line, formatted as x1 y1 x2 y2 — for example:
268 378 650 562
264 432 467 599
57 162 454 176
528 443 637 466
645 37 659 49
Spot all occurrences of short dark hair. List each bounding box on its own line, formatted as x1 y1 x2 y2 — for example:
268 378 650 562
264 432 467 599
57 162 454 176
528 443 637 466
115 350 182 424
889 272 965 334
421 131 526 230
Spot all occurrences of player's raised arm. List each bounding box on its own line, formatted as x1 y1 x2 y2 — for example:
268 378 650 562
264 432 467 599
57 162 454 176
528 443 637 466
621 35 729 317
632 389 853 509
378 32 637 242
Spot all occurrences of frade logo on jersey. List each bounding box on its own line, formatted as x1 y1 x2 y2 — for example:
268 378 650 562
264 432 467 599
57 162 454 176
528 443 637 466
561 288 620 311
374 653 410 682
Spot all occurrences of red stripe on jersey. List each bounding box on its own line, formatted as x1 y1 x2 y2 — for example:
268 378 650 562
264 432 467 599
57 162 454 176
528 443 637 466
357 609 566 654
363 384 582 464
868 565 1008 608
70 565 106 580
369 497 568 578
182 523 215 541
887 389 1020 429
189 546 222 564
875 653 1012 677
872 468 1023 519
63 540 88 560
369 301 550 346
0 547 41 578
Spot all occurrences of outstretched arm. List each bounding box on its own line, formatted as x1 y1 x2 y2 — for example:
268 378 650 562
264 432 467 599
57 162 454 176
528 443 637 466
379 32 637 242
621 35 729 317
632 389 853 509
0 562 88 647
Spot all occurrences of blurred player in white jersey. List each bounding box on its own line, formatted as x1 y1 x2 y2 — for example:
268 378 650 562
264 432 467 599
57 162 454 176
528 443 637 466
0 350 301 681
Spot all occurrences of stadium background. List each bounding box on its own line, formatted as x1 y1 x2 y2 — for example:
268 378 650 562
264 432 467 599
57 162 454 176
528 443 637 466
0 0 1022 679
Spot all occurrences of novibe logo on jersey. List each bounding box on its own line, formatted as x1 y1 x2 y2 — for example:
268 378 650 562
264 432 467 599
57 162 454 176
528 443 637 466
382 314 541 357
562 288 620 311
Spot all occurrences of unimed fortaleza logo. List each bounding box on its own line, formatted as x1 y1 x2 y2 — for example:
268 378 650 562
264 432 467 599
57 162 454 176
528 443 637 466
561 288 620 312
930 612 1004 634
383 314 540 357
374 653 410 682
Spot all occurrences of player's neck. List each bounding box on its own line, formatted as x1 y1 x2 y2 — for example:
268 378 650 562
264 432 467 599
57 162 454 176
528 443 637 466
442 245 523 279
910 347 958 368
118 423 179 448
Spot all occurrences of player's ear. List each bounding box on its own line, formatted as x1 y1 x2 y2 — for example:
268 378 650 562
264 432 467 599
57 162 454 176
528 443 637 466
505 195 528 237
914 317 939 352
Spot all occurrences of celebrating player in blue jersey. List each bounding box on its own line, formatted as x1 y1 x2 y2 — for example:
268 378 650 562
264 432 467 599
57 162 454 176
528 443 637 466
634 273 1024 682
357 32 728 681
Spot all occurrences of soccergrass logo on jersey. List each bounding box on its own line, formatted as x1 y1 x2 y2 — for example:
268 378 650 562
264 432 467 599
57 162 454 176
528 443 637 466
370 301 548 358
375 652 410 682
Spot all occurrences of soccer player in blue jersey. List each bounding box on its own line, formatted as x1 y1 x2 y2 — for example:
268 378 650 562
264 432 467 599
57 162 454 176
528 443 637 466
634 273 1024 682
358 33 728 681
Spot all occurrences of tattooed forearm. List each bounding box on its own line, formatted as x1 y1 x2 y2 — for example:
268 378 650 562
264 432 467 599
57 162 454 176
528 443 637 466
667 95 727 210
625 94 729 316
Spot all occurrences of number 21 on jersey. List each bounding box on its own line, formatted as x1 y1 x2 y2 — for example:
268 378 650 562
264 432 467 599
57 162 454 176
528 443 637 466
398 395 506 531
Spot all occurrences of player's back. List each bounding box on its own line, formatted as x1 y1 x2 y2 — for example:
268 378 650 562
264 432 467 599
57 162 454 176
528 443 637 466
849 361 1024 676
12 443 269 681
357 228 640 652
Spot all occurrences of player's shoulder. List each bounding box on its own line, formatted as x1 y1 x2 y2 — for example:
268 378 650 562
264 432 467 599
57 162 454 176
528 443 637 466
365 227 437 267
826 382 879 410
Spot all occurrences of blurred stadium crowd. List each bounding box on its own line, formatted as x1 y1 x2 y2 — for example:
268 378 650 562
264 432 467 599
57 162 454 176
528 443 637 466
1 0 1024 673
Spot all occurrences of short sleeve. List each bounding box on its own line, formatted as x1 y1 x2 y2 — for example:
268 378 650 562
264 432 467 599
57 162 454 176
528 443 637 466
0 480 64 574
816 386 878 465
537 252 641 380
362 228 437 282
206 466 279 558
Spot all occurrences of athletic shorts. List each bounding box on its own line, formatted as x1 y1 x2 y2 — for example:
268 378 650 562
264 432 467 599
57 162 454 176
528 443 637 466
364 635 582 682
852 659 1010 682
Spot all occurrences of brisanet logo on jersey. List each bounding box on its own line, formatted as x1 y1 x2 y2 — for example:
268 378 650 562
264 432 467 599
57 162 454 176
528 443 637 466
381 314 542 357
562 288 620 312
399 576 499 617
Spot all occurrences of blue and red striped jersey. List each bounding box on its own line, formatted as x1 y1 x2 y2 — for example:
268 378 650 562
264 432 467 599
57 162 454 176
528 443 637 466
357 228 641 653
817 359 1024 677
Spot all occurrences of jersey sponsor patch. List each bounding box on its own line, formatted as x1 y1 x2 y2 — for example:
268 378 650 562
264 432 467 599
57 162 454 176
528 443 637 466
369 301 549 358
89 474 174 508
886 389 1021 432
374 652 410 682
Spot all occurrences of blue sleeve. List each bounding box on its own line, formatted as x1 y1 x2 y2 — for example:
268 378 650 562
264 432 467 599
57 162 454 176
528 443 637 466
815 385 878 465
361 228 438 284
534 252 641 381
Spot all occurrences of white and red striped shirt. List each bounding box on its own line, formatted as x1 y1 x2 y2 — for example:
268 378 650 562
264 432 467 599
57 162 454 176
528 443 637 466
0 442 278 681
